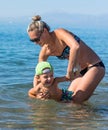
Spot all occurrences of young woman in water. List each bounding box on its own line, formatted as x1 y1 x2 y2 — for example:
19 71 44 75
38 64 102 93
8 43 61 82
27 15 105 103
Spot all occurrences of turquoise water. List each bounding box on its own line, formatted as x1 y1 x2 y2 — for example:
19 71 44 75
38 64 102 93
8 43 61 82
0 22 108 130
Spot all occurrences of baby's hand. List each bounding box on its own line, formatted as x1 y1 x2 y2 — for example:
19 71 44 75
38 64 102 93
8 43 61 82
41 91 50 99
37 91 50 99
36 92 44 99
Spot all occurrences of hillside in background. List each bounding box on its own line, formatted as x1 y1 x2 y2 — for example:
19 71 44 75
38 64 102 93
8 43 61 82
0 12 108 29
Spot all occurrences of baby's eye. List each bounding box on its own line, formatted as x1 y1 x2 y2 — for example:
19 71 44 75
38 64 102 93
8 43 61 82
43 75 48 78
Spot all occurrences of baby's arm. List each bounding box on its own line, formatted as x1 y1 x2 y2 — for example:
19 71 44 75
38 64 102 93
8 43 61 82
28 84 42 98
55 76 69 83
28 87 38 98
33 75 41 88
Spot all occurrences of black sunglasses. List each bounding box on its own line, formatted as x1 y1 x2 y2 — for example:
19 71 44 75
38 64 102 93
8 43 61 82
30 37 40 43
30 31 43 43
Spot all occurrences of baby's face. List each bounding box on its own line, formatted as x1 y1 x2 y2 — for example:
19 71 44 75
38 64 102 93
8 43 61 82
40 71 54 87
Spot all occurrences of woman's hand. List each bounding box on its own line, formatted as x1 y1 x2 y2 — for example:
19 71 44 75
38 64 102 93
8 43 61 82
66 71 74 81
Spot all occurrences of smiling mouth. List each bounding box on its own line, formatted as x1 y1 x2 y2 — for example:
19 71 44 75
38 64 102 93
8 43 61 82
46 81 51 84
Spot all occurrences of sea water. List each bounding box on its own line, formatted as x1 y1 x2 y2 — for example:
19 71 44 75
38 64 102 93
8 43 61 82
0 22 108 130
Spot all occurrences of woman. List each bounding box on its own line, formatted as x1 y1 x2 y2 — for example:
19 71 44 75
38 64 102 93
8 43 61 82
27 15 105 103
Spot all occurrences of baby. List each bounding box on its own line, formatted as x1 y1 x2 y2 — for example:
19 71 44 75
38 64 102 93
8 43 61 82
28 61 74 102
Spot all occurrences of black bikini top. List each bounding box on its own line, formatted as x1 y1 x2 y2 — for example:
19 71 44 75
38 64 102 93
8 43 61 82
57 35 80 60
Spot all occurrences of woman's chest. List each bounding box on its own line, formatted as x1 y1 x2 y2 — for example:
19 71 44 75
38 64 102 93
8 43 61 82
47 40 66 56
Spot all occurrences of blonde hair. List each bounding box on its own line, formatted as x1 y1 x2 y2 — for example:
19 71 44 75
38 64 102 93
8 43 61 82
27 15 50 33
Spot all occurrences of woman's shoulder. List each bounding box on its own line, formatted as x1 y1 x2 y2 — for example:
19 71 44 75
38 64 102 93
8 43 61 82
54 28 67 33
54 28 73 36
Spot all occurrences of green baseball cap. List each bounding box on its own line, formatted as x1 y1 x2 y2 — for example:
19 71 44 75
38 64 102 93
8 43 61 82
35 61 53 75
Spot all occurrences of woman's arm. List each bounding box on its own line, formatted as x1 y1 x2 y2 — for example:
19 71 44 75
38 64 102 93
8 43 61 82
38 46 49 62
57 28 80 80
66 45 80 80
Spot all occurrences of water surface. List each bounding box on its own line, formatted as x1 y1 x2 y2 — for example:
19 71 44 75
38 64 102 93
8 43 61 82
0 23 108 130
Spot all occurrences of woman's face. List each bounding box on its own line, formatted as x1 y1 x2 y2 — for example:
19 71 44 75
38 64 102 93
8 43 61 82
28 29 49 45
28 31 42 43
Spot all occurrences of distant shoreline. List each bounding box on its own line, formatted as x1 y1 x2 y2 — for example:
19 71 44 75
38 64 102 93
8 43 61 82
0 13 108 29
